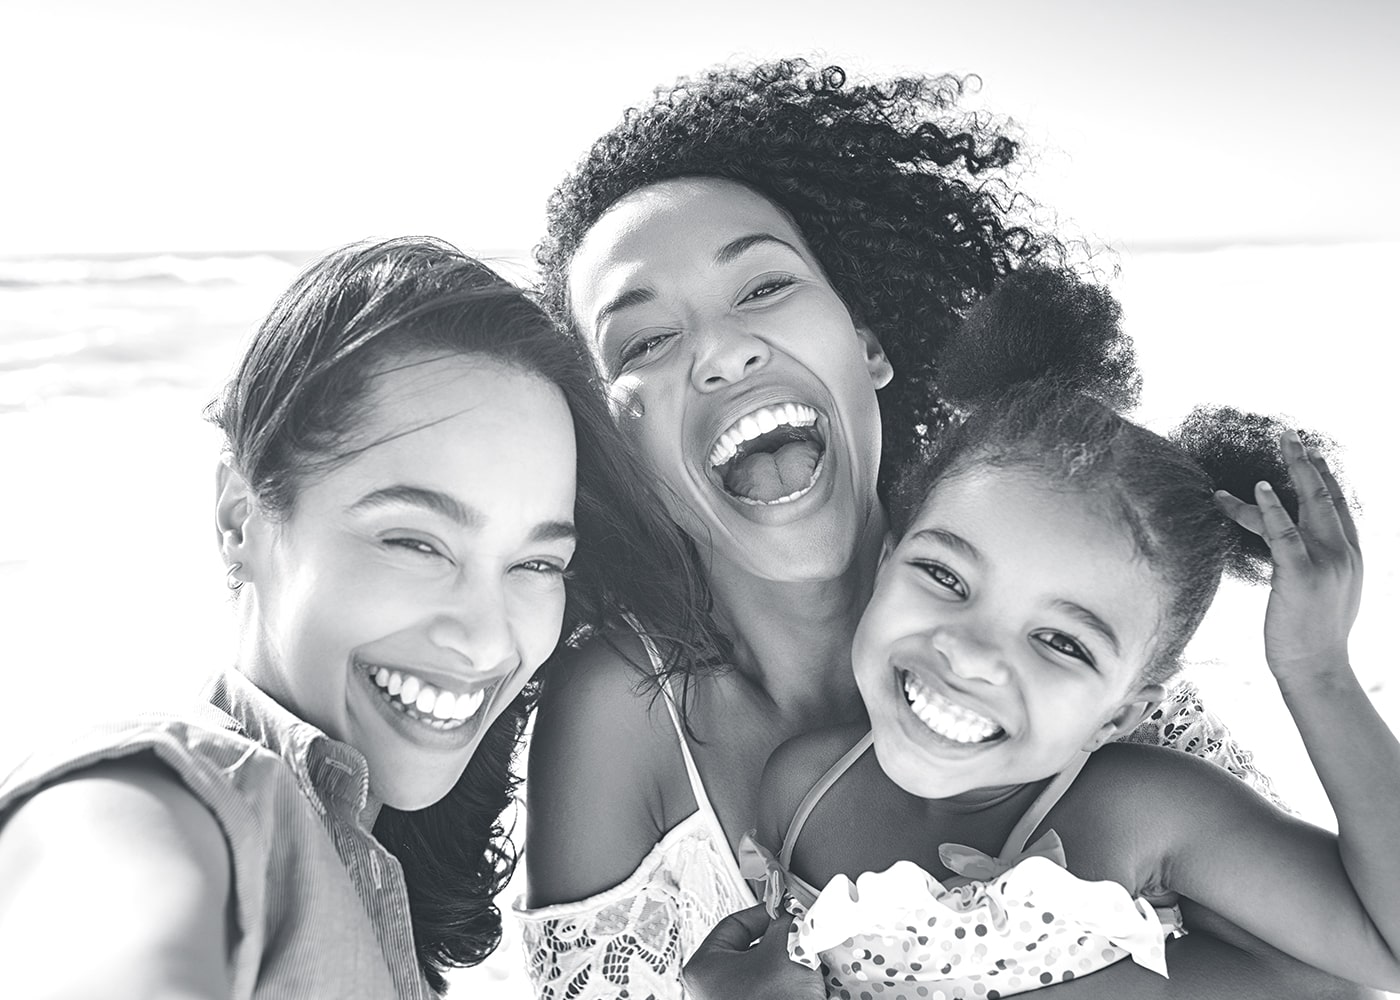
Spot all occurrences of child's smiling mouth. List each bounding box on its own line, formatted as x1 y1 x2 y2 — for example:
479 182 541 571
899 669 1004 745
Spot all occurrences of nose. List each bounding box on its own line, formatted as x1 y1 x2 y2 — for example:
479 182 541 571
931 625 1011 686
427 581 520 679
690 323 770 391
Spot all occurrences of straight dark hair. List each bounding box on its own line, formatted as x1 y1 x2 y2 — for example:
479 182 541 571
207 237 713 991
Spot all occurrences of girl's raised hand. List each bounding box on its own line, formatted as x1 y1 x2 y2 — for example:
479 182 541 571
1215 429 1362 686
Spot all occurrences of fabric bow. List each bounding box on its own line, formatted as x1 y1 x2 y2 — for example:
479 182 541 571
735 830 789 919
938 828 1067 883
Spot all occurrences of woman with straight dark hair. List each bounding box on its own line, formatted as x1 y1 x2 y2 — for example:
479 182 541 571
0 237 710 997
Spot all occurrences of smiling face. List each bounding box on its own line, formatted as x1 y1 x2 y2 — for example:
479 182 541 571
567 177 892 583
853 465 1168 800
232 354 577 811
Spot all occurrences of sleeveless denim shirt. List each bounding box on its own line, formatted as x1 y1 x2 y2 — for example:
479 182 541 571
0 670 436 999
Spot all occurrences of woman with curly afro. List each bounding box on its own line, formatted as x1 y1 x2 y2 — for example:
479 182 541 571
515 60 1373 999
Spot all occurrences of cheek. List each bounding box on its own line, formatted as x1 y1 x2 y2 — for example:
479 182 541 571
511 585 568 671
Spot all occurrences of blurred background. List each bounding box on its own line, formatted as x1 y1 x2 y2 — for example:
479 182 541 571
2 0 1397 994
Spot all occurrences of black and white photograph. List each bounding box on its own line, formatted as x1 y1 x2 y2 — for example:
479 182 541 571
1 1 1397 997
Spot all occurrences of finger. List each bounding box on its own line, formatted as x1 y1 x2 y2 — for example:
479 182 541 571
1308 447 1360 549
1214 490 1265 538
1254 480 1309 564
1282 431 1346 549
698 903 774 953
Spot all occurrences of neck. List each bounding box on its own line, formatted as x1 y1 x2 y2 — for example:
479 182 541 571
703 506 887 723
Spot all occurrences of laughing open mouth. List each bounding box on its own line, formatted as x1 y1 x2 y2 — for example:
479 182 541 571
708 403 826 505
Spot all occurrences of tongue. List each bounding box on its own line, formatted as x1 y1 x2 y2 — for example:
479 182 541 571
724 439 821 502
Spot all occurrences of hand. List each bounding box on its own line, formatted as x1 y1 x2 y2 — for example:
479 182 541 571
1215 429 1362 686
681 903 825 1000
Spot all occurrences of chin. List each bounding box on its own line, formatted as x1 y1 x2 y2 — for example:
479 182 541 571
370 762 467 814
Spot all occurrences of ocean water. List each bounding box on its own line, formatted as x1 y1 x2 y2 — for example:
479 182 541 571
0 244 1395 995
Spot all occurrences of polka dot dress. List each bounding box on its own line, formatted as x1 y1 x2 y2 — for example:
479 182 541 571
784 856 1181 999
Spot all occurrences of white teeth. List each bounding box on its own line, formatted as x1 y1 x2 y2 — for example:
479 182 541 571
454 688 485 720
708 403 818 467
365 663 488 731
901 672 1002 744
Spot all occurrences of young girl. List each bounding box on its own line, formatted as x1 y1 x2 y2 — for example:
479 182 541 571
0 238 707 998
738 270 1395 996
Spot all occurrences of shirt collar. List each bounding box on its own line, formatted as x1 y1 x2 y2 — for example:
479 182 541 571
205 669 375 826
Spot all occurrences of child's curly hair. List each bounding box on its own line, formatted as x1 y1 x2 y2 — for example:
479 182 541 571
889 267 1345 683
536 58 1058 492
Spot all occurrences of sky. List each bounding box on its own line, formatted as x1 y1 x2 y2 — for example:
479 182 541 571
1 0 1397 255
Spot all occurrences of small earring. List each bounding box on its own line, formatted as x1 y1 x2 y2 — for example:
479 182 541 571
225 561 245 592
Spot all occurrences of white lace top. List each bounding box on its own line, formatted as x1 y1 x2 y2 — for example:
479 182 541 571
513 635 756 1000
514 667 1280 1000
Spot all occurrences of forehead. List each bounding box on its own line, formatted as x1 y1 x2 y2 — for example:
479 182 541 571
567 177 816 337
906 467 1166 634
323 353 576 509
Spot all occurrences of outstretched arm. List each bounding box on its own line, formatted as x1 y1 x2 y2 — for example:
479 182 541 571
1162 433 1400 986
1037 923 1380 1000
0 757 232 1000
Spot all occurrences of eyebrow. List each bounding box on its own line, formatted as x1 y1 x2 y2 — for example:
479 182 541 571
907 527 982 563
713 232 805 267
1051 599 1122 657
348 485 576 543
593 286 657 335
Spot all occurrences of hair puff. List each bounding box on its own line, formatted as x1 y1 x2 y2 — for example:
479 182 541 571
939 266 1141 412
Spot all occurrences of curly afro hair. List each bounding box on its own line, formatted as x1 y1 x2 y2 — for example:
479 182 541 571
537 58 1058 494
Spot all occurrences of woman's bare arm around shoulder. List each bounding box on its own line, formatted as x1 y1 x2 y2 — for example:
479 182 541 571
525 634 688 907
0 756 233 1000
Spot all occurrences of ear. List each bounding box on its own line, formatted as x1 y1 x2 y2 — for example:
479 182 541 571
215 458 261 578
1082 683 1167 752
876 530 897 570
856 326 893 390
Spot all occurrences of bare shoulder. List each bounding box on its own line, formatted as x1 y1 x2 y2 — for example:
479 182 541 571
525 631 692 907
756 723 868 851
1079 741 1271 816
1049 743 1278 884
0 755 232 995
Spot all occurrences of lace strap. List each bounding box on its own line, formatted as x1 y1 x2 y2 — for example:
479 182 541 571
780 730 875 867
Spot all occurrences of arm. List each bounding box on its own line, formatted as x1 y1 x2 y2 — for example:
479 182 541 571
519 635 696 999
524 635 677 907
1036 924 1380 1000
0 757 232 1000
1173 435 1400 984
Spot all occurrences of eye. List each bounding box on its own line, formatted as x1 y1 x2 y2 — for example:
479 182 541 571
618 329 678 368
513 558 572 580
740 275 796 303
1032 630 1092 665
911 560 966 597
384 536 446 560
